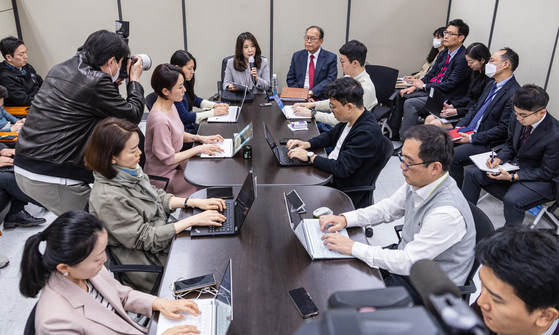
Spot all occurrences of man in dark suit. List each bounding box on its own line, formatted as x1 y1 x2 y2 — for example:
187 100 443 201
462 84 559 225
286 26 338 100
450 48 520 188
389 19 472 141
286 77 385 209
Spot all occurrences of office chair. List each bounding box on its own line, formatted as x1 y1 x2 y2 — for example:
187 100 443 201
217 55 234 99
23 302 37 335
341 136 393 208
365 65 399 138
389 201 494 301
145 92 158 111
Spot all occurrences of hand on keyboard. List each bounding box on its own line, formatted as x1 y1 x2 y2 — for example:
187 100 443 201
161 324 201 335
321 231 354 256
190 210 226 226
153 297 200 320
189 198 226 211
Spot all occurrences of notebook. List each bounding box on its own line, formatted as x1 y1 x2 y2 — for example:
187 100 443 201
156 260 233 335
284 193 354 260
469 151 520 174
191 170 257 237
263 122 309 166
200 123 253 158
272 90 310 120
447 128 474 141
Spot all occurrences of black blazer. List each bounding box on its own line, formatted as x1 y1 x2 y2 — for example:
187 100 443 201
497 112 559 199
286 48 338 100
456 76 520 146
448 73 491 118
422 45 471 101
308 110 385 208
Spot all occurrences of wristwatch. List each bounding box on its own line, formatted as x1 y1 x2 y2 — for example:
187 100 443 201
184 197 193 208
307 151 315 163
510 172 516 182
311 109 317 119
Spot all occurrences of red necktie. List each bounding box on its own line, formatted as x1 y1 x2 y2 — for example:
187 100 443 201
520 125 532 147
429 54 450 84
308 55 315 89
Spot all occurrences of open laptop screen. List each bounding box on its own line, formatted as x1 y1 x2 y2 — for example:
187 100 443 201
272 89 285 110
215 260 233 335
232 123 253 155
234 171 257 230
262 122 277 150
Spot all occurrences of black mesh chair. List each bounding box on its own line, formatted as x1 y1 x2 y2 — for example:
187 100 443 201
365 65 399 138
145 92 158 111
342 136 394 208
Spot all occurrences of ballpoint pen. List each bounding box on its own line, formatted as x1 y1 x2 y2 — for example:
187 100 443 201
491 149 495 164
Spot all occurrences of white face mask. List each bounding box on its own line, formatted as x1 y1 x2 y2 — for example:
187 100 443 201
433 38 443 49
108 58 120 82
485 62 504 78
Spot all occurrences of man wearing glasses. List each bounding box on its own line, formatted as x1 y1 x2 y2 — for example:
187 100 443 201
389 19 472 143
318 125 476 302
462 84 559 225
286 26 338 100
449 48 520 188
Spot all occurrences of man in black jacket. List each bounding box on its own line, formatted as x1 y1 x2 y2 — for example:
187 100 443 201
462 84 559 225
287 77 385 208
14 30 145 215
450 48 520 188
0 36 43 107
389 19 472 141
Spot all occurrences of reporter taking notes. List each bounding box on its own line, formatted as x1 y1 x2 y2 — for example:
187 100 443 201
145 64 224 198
14 30 145 216
223 32 270 93
86 118 226 292
20 211 203 335
170 50 229 133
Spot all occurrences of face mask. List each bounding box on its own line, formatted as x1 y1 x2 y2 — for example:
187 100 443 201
433 38 443 49
108 59 120 82
485 62 504 78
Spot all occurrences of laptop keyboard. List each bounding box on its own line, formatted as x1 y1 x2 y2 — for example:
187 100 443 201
278 146 304 164
177 300 212 335
208 200 235 233
306 221 346 258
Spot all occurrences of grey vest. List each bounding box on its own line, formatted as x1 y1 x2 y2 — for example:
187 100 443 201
399 175 476 285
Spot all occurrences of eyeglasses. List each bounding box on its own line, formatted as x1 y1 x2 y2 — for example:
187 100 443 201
303 36 319 42
443 31 462 37
397 152 435 171
329 103 343 111
513 109 541 120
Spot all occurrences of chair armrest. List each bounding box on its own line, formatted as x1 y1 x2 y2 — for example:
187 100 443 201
148 175 170 191
394 224 403 241
341 185 376 194
110 263 163 274
388 90 399 101
458 280 477 295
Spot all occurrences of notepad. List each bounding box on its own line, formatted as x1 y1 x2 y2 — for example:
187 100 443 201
469 151 520 173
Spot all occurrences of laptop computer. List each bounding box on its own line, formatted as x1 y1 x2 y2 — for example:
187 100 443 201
262 122 310 166
272 90 310 120
425 87 446 118
156 259 233 335
191 170 257 236
207 105 240 123
284 193 354 260
201 123 253 158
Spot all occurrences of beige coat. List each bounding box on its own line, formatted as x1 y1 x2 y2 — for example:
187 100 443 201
35 267 156 334
89 173 176 293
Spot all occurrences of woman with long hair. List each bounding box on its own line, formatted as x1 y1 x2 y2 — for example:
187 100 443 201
170 50 229 133
20 210 204 334
85 117 225 292
223 32 270 93
425 42 491 128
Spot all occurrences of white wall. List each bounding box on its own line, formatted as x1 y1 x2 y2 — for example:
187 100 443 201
0 0 18 41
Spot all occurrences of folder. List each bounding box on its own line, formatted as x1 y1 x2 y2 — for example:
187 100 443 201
280 87 309 102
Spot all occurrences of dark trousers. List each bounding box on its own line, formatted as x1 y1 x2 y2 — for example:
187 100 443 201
0 172 40 215
462 168 551 225
381 269 423 306
388 91 429 138
449 143 489 188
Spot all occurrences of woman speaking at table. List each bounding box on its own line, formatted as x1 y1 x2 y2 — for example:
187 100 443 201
223 32 270 93
85 117 225 292
145 63 224 198
170 50 229 133
20 211 204 334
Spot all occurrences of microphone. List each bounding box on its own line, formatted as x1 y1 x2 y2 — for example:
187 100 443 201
410 259 461 302
248 56 255 84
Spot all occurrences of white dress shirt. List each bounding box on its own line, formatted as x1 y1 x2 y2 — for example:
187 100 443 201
304 48 321 89
342 173 467 276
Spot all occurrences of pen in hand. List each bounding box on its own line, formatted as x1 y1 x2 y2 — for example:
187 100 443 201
491 150 495 164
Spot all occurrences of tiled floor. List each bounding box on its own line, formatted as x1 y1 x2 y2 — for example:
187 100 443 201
0 141 552 334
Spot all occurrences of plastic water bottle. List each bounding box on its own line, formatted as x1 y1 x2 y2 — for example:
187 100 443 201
272 74 278 93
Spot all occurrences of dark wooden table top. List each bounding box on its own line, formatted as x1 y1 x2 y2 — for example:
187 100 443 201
183 94 332 187
147 185 383 335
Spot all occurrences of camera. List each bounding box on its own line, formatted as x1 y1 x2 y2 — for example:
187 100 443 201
129 54 152 71
114 20 151 79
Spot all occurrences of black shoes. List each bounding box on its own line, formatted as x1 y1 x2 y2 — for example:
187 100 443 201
3 210 46 228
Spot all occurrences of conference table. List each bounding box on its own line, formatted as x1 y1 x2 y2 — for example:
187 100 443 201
183 94 332 187
147 185 384 335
